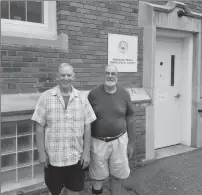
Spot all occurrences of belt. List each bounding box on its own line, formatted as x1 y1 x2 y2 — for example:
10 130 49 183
93 131 126 142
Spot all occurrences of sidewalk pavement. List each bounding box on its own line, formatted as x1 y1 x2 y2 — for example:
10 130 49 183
123 148 202 195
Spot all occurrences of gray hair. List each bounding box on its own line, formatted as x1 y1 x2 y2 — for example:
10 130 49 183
58 63 74 73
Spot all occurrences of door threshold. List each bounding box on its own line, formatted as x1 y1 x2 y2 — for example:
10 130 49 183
155 144 196 159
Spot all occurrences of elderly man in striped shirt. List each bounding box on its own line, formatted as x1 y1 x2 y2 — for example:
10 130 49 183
32 63 96 195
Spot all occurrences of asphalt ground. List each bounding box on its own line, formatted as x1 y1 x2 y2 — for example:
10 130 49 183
123 148 202 195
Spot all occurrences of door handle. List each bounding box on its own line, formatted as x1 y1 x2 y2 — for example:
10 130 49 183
174 93 181 98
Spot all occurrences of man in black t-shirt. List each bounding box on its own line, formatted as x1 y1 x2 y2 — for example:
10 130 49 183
88 65 136 195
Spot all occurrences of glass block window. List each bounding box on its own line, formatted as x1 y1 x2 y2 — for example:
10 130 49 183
1 120 43 189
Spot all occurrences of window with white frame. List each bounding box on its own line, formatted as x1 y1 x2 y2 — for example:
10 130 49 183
1 1 57 40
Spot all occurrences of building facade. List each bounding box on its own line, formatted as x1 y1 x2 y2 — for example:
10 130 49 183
1 0 202 194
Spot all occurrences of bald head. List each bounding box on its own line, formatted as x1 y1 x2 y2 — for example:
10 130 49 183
104 65 118 74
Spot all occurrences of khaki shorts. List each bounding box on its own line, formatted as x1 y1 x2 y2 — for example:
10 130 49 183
89 132 130 180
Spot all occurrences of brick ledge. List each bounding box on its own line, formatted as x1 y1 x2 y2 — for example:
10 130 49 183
1 88 151 116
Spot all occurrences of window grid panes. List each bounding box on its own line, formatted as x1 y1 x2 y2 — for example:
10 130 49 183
1 120 41 188
1 1 44 24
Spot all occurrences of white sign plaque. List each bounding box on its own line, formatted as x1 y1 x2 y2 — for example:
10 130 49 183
108 33 138 72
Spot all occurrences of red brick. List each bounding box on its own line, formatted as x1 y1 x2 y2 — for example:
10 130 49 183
108 8 119 14
70 12 84 18
69 40 83 45
69 59 83 63
64 30 83 36
58 53 71 58
2 68 21 72
84 4 96 10
69 2 83 8
22 57 38 62
97 7 108 12
2 45 22 51
39 77 48 82
120 2 131 7
21 78 39 83
87 81 100 85
34 52 59 58
105 3 120 10
48 63 60 69
30 62 47 67
84 14 97 20
2 56 22 61
2 78 21 84
19 83 34 88
21 67 39 73
30 73 47 78
89 10 103 16
72 82 81 88
1 73 12 78
44 82 56 88
66 6 77 12
17 51 33 57
76 73 90 76
29 47 59 53
21 88 38 93
67 26 81 31
70 45 90 50
57 1 70 6
90 73 102 77
12 72 30 78
39 68 57 73
12 62 23 67
1 61 12 67
87 77 102 81
38 58 54 63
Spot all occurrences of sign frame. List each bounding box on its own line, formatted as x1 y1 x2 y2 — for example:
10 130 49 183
108 33 138 72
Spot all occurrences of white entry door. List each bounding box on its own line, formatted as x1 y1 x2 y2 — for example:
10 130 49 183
154 39 182 149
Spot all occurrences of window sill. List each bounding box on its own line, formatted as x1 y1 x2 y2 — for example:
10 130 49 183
1 18 57 41
1 180 46 195
1 88 151 117
1 33 68 52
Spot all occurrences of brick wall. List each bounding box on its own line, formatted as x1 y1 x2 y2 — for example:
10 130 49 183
2 1 202 194
1 0 144 94
131 105 146 167
57 0 144 87
2 1 202 93
1 46 70 94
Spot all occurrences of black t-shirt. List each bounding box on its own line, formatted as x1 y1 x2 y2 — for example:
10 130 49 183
88 84 135 137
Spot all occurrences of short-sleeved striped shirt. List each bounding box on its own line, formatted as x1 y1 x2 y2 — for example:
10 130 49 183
31 85 96 167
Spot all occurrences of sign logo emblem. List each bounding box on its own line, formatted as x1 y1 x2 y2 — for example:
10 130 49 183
118 41 128 53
